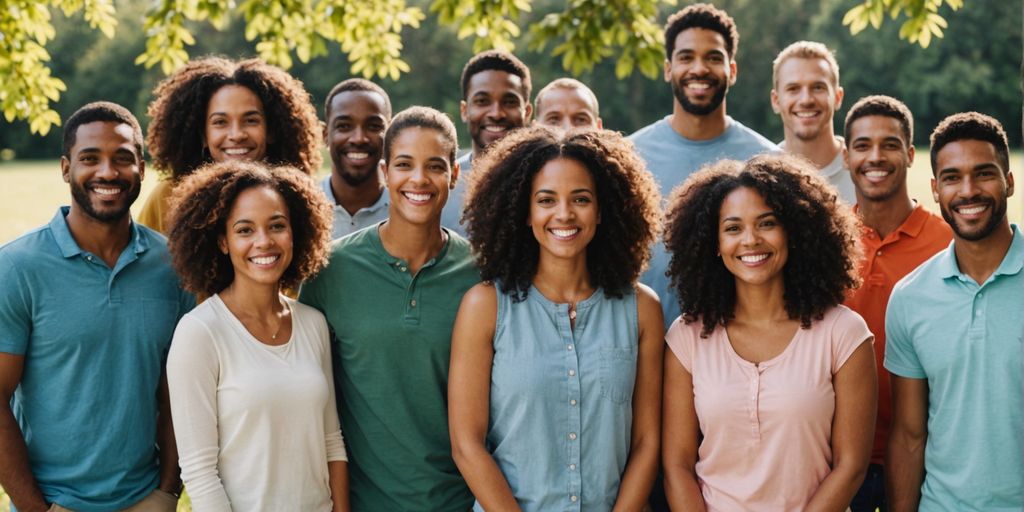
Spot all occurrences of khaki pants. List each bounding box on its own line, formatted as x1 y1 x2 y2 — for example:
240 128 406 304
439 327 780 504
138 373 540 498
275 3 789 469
48 488 178 512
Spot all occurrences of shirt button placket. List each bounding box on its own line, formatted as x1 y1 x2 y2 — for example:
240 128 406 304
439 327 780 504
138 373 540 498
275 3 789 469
563 305 582 509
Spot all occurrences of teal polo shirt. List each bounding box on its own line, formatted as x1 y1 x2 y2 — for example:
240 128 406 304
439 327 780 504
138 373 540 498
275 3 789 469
300 223 479 512
885 225 1024 511
0 207 194 511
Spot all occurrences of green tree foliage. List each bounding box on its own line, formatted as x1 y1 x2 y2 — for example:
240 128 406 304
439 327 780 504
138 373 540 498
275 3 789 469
1 0 981 137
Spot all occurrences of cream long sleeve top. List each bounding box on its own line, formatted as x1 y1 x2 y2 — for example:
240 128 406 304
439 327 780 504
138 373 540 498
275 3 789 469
167 294 347 512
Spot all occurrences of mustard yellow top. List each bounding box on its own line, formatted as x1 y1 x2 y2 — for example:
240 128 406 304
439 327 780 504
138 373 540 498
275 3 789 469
137 180 173 234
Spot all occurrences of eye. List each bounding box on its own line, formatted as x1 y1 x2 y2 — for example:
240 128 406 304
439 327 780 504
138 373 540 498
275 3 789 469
502 98 521 108
270 222 288 231
708 54 724 63
759 219 777 228
473 98 490 107
537 196 555 205
429 163 447 173
335 122 353 132
723 224 740 233
940 174 959 183
573 196 592 204
235 226 253 235
369 123 385 133
210 118 227 127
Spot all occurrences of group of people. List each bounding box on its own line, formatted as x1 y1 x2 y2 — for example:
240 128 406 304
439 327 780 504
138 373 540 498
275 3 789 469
0 2 1020 512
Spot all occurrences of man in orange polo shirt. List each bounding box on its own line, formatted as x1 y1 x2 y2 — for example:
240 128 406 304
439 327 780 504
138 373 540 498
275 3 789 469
842 95 952 511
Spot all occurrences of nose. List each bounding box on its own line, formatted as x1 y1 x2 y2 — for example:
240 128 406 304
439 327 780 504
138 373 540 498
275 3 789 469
797 87 813 104
95 158 118 180
554 199 574 221
867 144 885 163
254 228 275 248
559 119 573 132
352 126 369 144
690 57 710 75
488 101 506 120
957 174 979 197
740 226 760 246
228 120 247 140
409 164 429 185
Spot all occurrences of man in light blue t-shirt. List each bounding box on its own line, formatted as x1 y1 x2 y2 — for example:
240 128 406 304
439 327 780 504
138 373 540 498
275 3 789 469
885 112 1022 511
0 102 193 512
629 3 777 327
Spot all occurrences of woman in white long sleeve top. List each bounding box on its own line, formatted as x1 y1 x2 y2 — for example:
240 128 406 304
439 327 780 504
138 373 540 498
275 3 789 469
165 160 348 511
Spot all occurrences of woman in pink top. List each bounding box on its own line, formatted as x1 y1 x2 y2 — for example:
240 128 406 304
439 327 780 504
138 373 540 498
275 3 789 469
661 154 877 511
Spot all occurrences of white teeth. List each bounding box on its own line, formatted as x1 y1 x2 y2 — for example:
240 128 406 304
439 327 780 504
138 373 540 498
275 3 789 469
94 187 120 196
795 112 817 118
551 228 579 238
483 126 506 133
250 255 278 265
347 152 369 159
404 192 431 202
865 171 889 179
224 148 250 155
739 253 769 263
958 205 987 215
687 83 710 91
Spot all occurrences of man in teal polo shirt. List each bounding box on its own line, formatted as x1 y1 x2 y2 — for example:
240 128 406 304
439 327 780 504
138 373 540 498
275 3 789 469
301 106 478 511
885 112 1022 511
0 102 194 511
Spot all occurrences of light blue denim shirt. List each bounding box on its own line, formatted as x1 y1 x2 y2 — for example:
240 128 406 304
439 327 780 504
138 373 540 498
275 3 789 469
477 284 638 512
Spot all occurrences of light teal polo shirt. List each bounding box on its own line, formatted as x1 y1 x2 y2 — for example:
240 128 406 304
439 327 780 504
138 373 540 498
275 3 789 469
885 225 1023 511
299 223 479 512
0 207 194 511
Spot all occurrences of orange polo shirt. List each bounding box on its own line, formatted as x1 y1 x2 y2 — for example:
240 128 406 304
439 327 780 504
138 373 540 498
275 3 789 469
844 204 952 465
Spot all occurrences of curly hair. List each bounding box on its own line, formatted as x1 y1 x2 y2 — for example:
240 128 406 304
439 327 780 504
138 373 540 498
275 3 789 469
664 153 862 337
146 56 322 180
464 126 662 301
664 3 740 59
166 160 333 296
460 50 532 101
930 111 1010 175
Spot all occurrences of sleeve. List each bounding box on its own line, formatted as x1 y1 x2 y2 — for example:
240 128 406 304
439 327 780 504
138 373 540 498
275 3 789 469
137 181 170 233
165 314 233 512
831 306 874 374
314 312 348 463
664 316 696 374
297 271 327 314
883 288 926 378
0 252 31 355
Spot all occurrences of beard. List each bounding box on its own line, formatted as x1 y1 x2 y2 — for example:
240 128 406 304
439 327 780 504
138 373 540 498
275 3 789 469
70 179 140 223
672 76 728 116
940 194 1007 241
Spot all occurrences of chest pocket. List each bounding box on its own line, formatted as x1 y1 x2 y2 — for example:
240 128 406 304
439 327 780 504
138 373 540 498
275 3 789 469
598 347 637 404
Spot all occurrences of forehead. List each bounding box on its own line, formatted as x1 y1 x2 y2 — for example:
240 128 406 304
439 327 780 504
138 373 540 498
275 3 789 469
328 90 387 121
673 27 728 56
207 84 263 112
467 70 525 98
849 115 905 141
392 126 450 156
538 88 597 116
720 186 771 215
532 157 594 189
71 121 137 153
935 139 1002 170
776 57 836 86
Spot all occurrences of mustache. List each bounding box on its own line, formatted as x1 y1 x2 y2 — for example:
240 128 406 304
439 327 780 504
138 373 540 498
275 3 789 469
87 179 132 189
949 195 995 210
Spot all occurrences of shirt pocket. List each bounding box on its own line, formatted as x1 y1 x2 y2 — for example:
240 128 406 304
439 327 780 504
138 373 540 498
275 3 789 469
598 347 637 404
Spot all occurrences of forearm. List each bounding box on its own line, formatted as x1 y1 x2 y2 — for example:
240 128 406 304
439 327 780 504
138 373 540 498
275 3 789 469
328 460 350 512
663 464 706 512
0 403 48 512
156 416 181 493
611 435 659 511
452 441 520 511
886 432 926 512
805 461 869 512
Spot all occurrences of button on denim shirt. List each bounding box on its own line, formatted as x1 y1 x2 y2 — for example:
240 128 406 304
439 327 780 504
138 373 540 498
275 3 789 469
476 285 638 512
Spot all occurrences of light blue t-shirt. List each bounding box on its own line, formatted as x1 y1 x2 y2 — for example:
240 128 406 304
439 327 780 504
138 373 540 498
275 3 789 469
0 207 194 511
478 284 638 512
440 151 473 236
629 116 778 326
320 175 389 239
885 226 1024 511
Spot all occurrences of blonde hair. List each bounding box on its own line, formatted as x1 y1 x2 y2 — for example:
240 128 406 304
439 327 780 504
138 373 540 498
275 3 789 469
772 41 840 88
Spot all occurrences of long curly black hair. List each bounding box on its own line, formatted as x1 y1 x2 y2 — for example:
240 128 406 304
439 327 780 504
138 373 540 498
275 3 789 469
166 160 333 295
464 126 661 301
146 56 322 179
664 153 862 337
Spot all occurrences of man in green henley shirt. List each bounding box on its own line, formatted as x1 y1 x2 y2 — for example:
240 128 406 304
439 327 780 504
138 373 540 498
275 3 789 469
301 106 478 511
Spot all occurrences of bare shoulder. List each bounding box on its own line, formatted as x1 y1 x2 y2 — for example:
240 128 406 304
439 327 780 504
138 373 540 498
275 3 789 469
635 283 665 336
460 281 499 311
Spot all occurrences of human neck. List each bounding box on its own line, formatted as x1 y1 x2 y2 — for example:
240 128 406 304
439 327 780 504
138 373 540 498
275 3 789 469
784 131 841 169
857 192 915 239
331 171 384 216
952 221 1014 285
732 279 788 324
219 279 285 317
65 207 132 268
532 255 593 303
378 218 446 274
669 102 728 141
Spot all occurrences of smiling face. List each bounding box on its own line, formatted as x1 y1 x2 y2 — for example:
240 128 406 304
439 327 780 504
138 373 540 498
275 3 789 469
218 185 294 289
62 121 144 224
932 139 1014 242
535 87 601 132
771 57 843 142
718 186 788 288
383 127 458 228
325 90 388 187
529 157 599 262
460 70 532 154
665 27 736 116
845 115 914 203
204 85 269 163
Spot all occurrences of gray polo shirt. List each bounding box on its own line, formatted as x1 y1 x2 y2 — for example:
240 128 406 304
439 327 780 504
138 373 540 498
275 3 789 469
321 175 389 239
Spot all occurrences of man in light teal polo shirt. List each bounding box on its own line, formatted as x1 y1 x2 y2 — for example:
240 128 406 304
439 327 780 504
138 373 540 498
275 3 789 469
885 112 1022 511
0 102 194 512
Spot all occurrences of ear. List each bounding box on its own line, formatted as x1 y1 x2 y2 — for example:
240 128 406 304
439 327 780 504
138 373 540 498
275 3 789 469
60 156 71 183
379 159 389 182
218 233 229 255
834 85 845 110
1006 171 1014 197
523 102 533 124
907 145 915 166
321 120 329 144
459 100 468 123
450 161 460 190
663 59 672 83
931 177 939 203
842 145 850 169
596 117 603 130
138 159 146 182
770 89 780 114
728 60 738 86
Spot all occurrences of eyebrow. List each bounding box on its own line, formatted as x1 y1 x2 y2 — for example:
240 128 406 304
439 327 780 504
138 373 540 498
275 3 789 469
231 214 287 228
938 162 1000 175
208 110 263 119
534 188 595 196
721 212 776 223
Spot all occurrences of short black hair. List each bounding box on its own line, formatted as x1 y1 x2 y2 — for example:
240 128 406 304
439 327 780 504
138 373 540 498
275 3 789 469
930 112 1010 175
664 3 739 59
460 50 532 101
383 106 459 165
63 101 143 158
323 78 393 120
844 95 914 146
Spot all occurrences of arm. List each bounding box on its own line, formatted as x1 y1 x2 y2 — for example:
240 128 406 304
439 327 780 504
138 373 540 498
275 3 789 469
661 343 706 512
886 375 928 512
612 285 664 511
328 461 350 512
156 372 182 497
806 339 876 512
448 283 520 511
0 353 49 512
317 313 349 512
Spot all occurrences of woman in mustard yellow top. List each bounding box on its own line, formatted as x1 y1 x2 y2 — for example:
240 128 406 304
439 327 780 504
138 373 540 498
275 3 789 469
139 56 322 233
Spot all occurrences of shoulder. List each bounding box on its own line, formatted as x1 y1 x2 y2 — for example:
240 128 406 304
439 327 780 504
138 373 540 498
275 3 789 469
628 117 669 143
725 118 780 153
0 224 55 262
891 245 951 299
822 305 870 334
460 282 498 311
